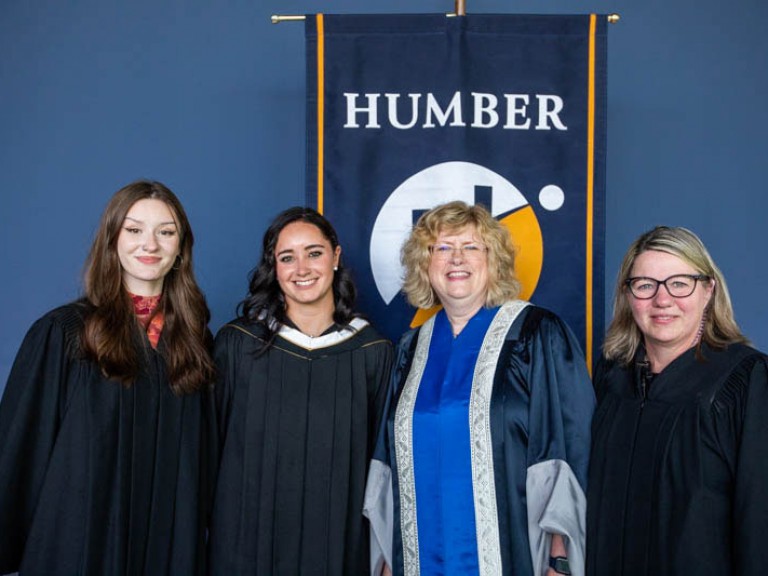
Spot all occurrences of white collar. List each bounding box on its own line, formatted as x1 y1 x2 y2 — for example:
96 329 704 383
278 317 369 350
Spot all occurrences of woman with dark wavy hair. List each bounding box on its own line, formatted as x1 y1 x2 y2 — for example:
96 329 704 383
209 206 393 575
0 180 216 575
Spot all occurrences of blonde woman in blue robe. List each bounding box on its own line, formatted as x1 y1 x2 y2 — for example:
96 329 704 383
365 201 595 576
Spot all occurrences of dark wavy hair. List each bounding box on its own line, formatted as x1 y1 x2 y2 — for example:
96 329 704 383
238 206 360 350
81 180 215 394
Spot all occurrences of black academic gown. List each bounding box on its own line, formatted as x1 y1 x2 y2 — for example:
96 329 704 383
587 343 768 576
0 302 214 576
208 317 393 576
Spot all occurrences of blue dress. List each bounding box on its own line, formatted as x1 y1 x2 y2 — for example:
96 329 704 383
412 306 498 573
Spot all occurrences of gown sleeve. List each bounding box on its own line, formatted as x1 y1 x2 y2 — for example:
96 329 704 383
520 309 596 576
713 353 768 575
366 333 395 460
200 336 219 562
0 312 71 572
212 323 249 447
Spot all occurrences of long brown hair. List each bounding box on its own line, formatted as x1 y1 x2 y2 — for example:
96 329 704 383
81 180 214 394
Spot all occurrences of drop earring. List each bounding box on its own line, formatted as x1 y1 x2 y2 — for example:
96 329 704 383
693 310 707 346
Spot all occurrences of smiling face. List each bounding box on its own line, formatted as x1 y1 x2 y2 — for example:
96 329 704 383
275 221 341 316
628 249 714 361
427 225 489 315
117 198 181 296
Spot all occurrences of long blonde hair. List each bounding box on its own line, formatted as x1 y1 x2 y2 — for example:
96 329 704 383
602 226 747 365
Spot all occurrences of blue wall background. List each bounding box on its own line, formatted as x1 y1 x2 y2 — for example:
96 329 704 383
1 0 766 393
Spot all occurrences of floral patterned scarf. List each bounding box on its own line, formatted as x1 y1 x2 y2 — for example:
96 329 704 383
130 293 164 349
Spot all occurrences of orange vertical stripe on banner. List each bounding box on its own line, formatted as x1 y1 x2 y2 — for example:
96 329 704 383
317 14 325 214
585 14 597 374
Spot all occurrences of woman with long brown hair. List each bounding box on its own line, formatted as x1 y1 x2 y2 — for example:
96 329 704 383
0 180 215 575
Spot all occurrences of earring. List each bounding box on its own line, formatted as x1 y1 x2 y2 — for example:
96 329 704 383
172 255 183 270
693 310 707 345
333 266 338 271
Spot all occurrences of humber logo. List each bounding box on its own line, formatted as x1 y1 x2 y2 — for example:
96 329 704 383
370 161 566 326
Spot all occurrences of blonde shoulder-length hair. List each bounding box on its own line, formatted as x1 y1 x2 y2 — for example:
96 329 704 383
400 201 521 309
602 225 747 366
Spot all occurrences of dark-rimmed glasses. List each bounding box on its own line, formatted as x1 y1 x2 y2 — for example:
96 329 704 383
625 274 710 299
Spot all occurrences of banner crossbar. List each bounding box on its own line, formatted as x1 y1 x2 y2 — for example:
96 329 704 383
272 13 620 24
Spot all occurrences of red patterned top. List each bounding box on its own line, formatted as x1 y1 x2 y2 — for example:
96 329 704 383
130 293 164 349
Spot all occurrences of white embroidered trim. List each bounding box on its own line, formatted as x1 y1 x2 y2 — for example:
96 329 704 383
277 317 369 350
394 316 434 576
470 300 528 576
394 301 528 576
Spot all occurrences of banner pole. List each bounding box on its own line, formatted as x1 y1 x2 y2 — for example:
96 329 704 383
271 13 620 24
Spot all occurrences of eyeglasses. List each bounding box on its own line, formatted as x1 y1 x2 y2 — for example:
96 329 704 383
429 243 488 261
625 274 710 299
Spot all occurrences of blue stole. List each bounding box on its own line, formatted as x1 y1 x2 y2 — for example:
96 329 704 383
412 306 499 575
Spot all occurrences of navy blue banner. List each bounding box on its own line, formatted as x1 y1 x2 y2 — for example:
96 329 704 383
306 13 607 367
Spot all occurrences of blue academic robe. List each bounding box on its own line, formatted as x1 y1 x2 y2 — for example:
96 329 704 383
365 302 595 576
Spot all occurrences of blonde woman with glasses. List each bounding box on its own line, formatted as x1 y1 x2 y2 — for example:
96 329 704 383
365 201 595 576
587 226 768 576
